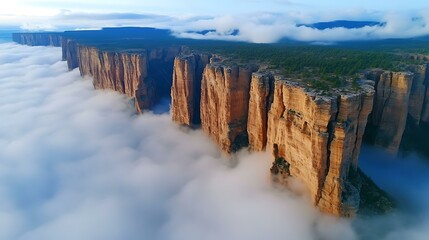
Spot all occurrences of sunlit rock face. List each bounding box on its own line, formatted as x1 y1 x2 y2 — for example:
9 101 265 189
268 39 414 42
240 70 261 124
77 47 151 110
171 62 376 216
247 72 274 151
12 33 62 47
75 45 184 112
263 77 374 216
171 53 211 126
200 62 258 153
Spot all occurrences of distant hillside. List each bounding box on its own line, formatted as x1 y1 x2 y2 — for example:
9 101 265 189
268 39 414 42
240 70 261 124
298 20 384 30
63 27 173 42
185 29 240 36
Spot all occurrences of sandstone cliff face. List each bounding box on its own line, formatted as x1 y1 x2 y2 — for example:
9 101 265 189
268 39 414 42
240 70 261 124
318 89 374 216
78 46 149 99
265 77 374 216
247 72 274 151
171 53 211 126
200 62 257 153
12 33 62 47
175 64 376 215
76 46 183 112
365 70 414 153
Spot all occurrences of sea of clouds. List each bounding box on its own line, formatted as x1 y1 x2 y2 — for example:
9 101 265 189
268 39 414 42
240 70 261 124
0 43 356 240
1 43 429 240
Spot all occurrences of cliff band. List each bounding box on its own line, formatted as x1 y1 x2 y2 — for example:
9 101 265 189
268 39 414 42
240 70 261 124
12 32 429 217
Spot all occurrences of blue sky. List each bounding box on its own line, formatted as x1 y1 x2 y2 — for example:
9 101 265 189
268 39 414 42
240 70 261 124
1 0 427 16
1 1 429 42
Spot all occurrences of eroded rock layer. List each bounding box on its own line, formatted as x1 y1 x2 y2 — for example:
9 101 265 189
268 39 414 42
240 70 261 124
172 63 377 215
76 45 183 112
264 77 374 216
12 33 62 47
365 70 414 153
247 72 274 151
200 62 258 153
171 53 211 125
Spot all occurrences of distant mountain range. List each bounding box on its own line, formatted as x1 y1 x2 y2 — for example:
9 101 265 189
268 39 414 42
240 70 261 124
185 29 240 36
184 20 384 40
298 20 384 30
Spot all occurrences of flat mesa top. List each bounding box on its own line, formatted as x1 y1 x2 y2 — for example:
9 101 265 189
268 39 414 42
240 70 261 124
13 27 429 93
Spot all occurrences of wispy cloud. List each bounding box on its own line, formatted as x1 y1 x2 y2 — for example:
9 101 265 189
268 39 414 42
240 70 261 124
3 8 429 43
173 10 429 42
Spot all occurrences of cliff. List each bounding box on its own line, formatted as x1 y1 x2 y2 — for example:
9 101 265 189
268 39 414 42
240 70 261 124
62 39 79 70
411 64 429 124
365 70 416 153
200 62 258 153
172 63 375 216
77 46 149 102
422 87 429 123
74 45 184 112
15 31 409 217
407 65 428 124
247 72 274 151
263 75 374 216
171 53 211 126
12 33 62 47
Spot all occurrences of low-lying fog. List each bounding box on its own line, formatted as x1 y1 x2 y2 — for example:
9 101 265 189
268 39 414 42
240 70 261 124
0 43 428 240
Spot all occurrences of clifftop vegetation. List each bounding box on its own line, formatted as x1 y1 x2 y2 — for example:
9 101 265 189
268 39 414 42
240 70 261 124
61 27 429 91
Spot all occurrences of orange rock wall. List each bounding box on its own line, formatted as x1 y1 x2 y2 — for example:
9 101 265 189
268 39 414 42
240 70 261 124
171 53 211 125
264 78 374 216
76 46 183 112
200 63 257 153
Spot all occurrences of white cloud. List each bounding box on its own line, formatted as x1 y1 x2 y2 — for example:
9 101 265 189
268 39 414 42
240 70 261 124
173 10 429 43
2 41 429 239
358 146 429 240
4 8 429 43
0 43 357 240
1 0 429 42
